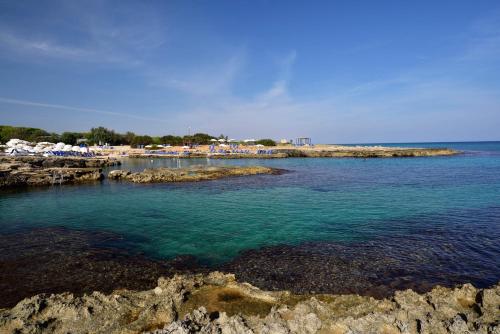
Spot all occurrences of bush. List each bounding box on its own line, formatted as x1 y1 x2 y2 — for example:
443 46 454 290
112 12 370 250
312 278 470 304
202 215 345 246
255 139 276 146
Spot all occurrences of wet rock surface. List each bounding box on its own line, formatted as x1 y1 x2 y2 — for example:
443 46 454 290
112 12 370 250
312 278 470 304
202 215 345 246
0 156 119 187
1 272 498 334
108 165 285 183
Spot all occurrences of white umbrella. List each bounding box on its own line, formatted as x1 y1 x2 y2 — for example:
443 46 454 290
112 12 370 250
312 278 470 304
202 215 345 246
210 139 218 142
256 144 264 147
218 138 225 142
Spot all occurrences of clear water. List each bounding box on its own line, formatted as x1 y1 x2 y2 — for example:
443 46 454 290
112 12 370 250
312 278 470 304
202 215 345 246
1 142 500 266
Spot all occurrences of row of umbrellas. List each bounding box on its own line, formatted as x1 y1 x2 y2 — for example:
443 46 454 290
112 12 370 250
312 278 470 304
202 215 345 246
209 138 256 143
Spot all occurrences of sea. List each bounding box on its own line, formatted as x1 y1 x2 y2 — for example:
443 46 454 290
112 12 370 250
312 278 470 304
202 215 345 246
1 141 499 305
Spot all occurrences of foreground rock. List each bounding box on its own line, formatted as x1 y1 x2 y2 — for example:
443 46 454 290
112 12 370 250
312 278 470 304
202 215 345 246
0 272 498 334
0 156 119 187
108 165 284 183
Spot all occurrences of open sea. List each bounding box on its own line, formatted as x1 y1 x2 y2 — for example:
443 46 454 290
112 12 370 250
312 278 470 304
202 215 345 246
1 141 499 306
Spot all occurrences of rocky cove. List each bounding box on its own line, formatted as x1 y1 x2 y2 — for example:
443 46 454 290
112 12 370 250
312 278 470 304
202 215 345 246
0 271 498 334
0 156 284 188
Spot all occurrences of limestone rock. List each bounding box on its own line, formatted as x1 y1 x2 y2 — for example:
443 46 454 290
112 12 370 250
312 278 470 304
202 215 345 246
107 166 284 183
2 273 497 334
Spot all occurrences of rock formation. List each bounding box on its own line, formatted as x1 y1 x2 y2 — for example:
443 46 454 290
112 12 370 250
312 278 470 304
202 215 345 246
0 156 119 187
274 147 459 158
108 166 284 183
0 272 498 334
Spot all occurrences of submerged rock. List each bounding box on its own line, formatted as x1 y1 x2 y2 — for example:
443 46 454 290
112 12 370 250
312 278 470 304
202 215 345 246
108 165 284 183
0 272 498 334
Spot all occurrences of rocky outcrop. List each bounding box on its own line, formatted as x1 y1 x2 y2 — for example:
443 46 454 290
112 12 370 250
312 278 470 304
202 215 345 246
0 156 117 187
0 156 120 168
275 147 459 158
108 166 284 183
0 272 498 334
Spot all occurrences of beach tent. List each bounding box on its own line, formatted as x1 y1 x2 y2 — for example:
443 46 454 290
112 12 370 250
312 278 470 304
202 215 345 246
55 142 65 150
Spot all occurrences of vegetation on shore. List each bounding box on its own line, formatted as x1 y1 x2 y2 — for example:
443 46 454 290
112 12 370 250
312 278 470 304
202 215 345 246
0 125 277 147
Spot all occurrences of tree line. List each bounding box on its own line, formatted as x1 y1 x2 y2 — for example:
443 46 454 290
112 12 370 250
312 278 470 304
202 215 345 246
0 125 277 147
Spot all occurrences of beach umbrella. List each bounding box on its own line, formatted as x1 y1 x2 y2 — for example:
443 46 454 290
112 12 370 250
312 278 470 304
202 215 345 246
256 144 264 147
218 138 225 142
210 139 218 142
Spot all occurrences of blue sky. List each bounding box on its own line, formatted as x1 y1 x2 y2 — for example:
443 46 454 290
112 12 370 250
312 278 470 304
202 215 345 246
1 0 499 143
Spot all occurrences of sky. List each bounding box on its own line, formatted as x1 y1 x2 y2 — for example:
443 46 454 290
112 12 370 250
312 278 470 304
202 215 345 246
0 0 500 143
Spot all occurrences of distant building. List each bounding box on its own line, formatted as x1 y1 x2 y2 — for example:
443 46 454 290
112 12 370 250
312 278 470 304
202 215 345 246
243 139 256 145
76 138 88 145
295 137 312 146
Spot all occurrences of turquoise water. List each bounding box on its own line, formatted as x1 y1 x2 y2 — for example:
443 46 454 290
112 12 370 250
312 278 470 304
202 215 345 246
1 142 500 267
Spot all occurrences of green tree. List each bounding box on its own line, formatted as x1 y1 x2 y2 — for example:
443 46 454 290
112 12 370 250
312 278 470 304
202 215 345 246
60 132 81 145
130 135 153 148
255 138 276 146
160 135 183 146
123 131 136 145
88 127 116 145
0 125 51 143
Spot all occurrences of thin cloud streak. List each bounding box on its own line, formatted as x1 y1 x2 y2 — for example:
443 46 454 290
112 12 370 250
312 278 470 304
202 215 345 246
0 97 168 123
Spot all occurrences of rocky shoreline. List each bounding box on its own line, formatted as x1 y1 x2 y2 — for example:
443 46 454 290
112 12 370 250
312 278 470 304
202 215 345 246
274 147 459 158
0 272 498 334
0 157 283 188
0 156 120 187
108 165 284 183
132 147 459 159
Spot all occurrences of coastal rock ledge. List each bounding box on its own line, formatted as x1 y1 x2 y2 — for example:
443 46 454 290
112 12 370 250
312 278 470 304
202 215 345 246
0 156 119 187
108 165 284 183
0 272 498 334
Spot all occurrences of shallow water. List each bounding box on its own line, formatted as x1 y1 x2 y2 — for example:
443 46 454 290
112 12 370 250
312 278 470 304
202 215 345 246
1 141 499 300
